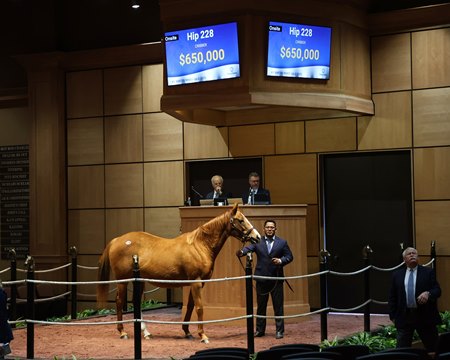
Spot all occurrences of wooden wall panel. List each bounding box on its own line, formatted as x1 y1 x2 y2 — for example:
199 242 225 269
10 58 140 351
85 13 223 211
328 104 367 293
105 163 144 208
306 205 320 257
306 117 356 152
275 121 305 154
105 208 144 241
229 124 275 157
67 165 104 209
142 64 163 113
144 161 184 206
68 210 105 254
66 70 103 119
183 122 228 159
413 88 450 147
340 23 371 96
415 201 450 256
145 207 182 238
104 66 142 115
307 257 320 309
412 28 450 89
67 118 104 165
104 114 143 163
358 91 412 150
371 33 411 93
143 112 183 161
414 147 450 200
265 154 317 204
436 257 450 313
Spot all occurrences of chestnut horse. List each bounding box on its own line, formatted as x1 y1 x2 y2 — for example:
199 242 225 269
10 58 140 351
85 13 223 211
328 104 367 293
97 203 260 343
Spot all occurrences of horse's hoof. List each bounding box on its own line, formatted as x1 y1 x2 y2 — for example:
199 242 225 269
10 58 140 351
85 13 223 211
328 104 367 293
144 334 152 340
120 334 129 339
185 334 194 340
201 338 210 344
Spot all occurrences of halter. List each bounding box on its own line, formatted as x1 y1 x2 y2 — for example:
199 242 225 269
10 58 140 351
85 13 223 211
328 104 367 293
230 216 257 243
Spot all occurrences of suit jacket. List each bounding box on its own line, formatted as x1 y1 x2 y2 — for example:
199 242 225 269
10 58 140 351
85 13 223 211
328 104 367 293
0 288 13 343
242 187 271 205
241 236 293 280
205 191 232 200
388 264 441 327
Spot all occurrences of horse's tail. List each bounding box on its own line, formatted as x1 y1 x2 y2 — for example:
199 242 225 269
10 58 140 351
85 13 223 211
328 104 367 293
97 241 112 308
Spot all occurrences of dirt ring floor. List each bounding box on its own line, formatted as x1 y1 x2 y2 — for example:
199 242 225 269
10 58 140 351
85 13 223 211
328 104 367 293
8 306 391 359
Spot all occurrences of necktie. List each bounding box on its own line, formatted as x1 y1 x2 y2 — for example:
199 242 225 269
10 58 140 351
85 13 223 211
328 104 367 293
407 269 416 308
267 239 273 253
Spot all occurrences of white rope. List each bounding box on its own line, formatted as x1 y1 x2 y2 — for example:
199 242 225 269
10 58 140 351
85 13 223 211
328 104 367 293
34 291 71 303
77 265 99 270
371 262 405 271
329 266 372 276
329 299 372 312
34 263 71 273
0 267 11 274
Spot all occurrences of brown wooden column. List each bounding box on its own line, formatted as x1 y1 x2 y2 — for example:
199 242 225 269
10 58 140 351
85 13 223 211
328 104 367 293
18 53 67 272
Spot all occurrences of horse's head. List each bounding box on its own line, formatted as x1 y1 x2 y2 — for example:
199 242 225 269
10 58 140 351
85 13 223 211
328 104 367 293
229 203 261 244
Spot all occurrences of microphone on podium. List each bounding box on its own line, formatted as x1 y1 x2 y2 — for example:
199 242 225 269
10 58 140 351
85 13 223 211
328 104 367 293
191 186 204 198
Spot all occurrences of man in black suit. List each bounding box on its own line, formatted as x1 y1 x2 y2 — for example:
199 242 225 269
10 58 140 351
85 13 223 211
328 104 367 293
242 172 271 205
388 247 441 352
237 219 293 339
0 282 13 358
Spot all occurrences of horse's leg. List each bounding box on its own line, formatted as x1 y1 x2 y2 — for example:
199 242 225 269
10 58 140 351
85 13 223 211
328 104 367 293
182 288 195 340
191 282 209 343
139 284 152 339
116 283 128 339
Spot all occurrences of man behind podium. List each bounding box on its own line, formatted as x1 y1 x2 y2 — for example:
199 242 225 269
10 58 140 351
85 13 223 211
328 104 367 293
388 247 441 352
242 172 271 205
205 175 232 200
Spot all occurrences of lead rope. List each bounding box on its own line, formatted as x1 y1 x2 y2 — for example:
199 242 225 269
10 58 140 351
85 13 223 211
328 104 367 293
235 248 294 295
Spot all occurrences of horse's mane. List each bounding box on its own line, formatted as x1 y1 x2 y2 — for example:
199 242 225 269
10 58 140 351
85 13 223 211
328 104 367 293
187 209 230 244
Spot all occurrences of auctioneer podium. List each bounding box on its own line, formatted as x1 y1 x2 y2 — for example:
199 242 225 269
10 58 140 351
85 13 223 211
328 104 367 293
179 204 309 325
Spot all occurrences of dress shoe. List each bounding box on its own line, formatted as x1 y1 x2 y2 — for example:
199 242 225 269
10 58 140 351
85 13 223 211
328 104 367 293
276 331 284 339
254 331 265 337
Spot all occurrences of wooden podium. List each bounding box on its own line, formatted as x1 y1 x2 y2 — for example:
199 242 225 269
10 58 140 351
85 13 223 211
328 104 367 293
179 204 310 325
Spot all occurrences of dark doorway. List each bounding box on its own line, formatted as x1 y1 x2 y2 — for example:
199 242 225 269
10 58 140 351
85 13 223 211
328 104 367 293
321 151 413 313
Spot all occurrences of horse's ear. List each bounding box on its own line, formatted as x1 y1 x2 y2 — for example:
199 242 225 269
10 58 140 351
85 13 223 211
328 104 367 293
231 202 239 214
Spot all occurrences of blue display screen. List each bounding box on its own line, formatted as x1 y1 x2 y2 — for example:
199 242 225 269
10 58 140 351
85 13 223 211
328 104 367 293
164 22 240 86
267 21 332 80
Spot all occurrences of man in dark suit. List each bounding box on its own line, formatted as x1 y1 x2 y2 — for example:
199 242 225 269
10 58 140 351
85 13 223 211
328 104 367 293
242 172 271 205
388 247 441 352
205 175 232 200
237 219 293 339
0 281 13 358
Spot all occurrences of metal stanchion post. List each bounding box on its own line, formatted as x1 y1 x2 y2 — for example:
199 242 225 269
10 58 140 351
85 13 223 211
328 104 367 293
362 245 373 333
431 241 436 270
245 252 254 357
25 255 35 359
319 249 330 341
8 249 17 323
133 255 142 360
69 246 78 320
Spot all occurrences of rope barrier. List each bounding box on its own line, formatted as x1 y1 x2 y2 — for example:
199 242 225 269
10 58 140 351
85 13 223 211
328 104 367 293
0 248 438 359
0 267 11 274
77 264 99 270
329 265 372 276
33 263 71 273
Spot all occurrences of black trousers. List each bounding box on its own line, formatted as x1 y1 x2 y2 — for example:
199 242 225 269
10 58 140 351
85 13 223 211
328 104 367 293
396 309 438 352
255 280 284 334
